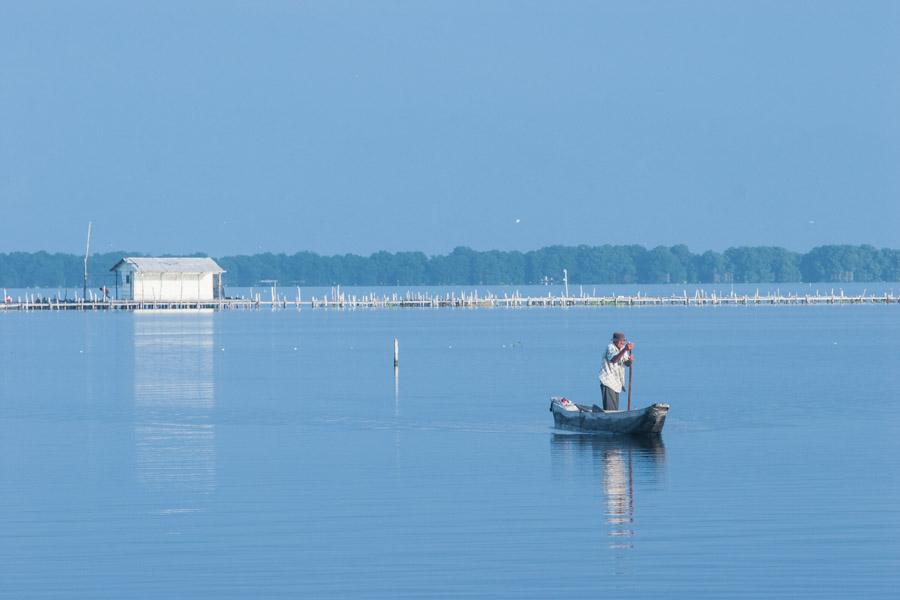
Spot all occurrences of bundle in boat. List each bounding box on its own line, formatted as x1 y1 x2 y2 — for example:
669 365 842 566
549 397 669 435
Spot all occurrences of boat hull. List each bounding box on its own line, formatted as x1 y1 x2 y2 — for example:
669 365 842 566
550 398 669 434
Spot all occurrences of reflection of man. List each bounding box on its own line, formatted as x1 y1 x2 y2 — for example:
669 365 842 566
599 332 633 411
603 447 633 546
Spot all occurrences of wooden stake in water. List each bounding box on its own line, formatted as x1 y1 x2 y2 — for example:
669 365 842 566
82 221 92 300
393 338 399 367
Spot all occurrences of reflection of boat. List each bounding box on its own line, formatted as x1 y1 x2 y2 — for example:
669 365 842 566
549 397 669 434
551 432 666 454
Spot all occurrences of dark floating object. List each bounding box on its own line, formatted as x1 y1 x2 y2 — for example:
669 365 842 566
550 397 669 435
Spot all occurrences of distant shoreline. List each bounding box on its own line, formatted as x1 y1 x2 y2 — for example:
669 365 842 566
1 244 898 288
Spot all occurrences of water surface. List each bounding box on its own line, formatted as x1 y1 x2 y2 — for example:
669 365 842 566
1 304 898 598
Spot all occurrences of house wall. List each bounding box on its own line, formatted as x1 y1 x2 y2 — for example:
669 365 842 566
120 270 132 299
130 272 215 301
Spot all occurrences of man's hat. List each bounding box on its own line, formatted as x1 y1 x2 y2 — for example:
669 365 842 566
612 332 626 341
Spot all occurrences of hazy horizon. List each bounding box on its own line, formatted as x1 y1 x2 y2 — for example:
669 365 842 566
2 240 898 259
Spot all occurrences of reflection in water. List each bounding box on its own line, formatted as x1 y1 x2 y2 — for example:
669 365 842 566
393 366 402 472
394 365 399 416
134 315 216 496
551 434 665 550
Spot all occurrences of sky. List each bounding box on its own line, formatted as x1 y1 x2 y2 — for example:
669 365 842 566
1 0 898 257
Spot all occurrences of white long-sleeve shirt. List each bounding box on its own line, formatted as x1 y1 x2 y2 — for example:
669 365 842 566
599 343 630 392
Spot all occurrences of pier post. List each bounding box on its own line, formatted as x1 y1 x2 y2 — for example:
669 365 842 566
393 338 399 367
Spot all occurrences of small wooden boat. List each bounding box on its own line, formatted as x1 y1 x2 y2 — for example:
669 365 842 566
549 397 669 434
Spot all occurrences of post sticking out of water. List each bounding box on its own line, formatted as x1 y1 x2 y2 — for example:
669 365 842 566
563 269 569 298
393 338 399 367
82 221 92 300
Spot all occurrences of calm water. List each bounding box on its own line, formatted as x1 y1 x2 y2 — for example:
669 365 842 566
1 303 898 598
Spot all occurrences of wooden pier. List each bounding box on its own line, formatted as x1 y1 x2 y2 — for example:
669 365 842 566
1 287 897 312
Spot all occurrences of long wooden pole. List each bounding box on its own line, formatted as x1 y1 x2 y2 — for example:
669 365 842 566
627 359 633 412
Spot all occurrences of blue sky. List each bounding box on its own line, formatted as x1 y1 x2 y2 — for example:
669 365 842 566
1 1 898 256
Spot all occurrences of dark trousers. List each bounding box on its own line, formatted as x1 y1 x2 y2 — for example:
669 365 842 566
601 384 620 411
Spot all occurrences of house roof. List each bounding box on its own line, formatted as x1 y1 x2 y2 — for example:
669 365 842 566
110 257 225 274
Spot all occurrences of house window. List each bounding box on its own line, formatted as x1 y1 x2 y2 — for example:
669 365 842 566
125 274 131 284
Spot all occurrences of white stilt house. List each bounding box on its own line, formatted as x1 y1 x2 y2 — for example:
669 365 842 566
110 257 225 302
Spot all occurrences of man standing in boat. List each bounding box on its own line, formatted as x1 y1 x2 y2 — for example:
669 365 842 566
599 332 633 411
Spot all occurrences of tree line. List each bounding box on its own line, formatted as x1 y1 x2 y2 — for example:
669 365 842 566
0 245 898 288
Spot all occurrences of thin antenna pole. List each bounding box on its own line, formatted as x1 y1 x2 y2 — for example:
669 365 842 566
83 222 92 300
